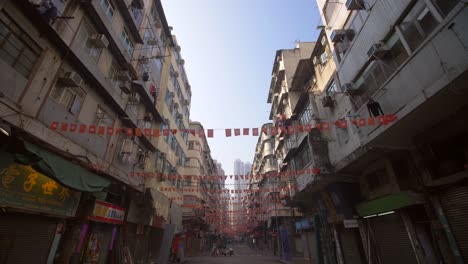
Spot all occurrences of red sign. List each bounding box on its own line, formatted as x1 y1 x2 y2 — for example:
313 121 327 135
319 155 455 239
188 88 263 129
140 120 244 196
271 232 277 237
90 200 126 224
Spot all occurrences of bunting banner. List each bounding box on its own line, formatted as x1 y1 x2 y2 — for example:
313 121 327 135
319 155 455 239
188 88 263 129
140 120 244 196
49 114 397 138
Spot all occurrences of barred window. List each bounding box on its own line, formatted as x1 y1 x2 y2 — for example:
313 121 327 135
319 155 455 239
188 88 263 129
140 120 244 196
298 97 314 125
0 12 41 78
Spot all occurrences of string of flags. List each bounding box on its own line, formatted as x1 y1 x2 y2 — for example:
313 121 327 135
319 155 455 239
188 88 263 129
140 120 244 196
131 168 322 180
49 114 397 138
159 185 298 194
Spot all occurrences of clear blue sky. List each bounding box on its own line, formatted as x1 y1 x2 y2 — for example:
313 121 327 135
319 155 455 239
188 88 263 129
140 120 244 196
161 0 321 175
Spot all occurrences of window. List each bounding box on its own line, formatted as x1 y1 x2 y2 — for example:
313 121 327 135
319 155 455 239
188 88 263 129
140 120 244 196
320 51 328 64
108 59 123 90
326 79 339 96
188 141 194 150
0 12 41 78
95 106 114 127
400 0 439 51
165 89 173 109
294 141 311 170
82 21 102 63
298 97 314 125
50 85 86 116
120 29 134 55
351 32 409 109
98 0 115 21
433 0 458 17
366 168 389 190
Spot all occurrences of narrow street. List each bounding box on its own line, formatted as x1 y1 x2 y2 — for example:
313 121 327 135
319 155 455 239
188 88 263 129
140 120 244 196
186 244 280 264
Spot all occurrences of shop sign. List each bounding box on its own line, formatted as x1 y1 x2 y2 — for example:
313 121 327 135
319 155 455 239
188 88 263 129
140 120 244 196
90 200 125 224
344 219 359 228
0 163 81 217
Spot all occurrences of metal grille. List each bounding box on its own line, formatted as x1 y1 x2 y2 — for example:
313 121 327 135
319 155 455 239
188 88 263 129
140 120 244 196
439 185 468 262
370 213 418 264
0 214 57 264
339 228 364 264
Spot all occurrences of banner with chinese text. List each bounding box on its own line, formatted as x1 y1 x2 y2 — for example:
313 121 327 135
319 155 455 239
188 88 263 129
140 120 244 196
0 163 81 217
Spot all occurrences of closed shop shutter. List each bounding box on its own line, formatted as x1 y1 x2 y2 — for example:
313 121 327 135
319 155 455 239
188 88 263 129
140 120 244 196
439 185 468 262
0 214 57 264
370 213 417 264
339 228 363 264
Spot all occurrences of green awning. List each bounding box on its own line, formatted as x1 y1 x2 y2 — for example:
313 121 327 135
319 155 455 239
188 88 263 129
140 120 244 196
356 191 425 217
15 141 111 192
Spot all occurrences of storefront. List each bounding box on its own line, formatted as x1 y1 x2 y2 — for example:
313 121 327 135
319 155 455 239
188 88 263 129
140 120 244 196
0 153 81 264
82 200 125 264
125 191 153 263
295 218 317 261
356 191 426 264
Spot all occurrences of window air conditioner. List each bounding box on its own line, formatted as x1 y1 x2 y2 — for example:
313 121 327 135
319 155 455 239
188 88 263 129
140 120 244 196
312 57 319 66
154 19 162 28
346 0 365 10
322 95 334 108
173 71 180 78
116 70 131 81
330 30 347 43
179 59 185 66
164 118 170 124
58 71 83 87
139 55 150 64
129 93 140 103
144 112 152 121
90 34 109 48
176 45 181 52
341 83 359 94
121 139 134 153
367 43 389 60
147 39 158 46
119 83 131 94
184 99 189 105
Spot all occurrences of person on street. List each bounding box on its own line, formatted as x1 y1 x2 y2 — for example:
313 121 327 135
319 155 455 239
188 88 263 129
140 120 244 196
171 234 180 263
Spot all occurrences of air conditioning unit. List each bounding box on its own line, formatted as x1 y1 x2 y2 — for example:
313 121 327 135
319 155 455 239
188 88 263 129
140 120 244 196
367 42 389 60
89 34 109 48
177 113 183 119
179 59 185 66
57 71 83 87
169 92 175 97
129 92 140 103
183 99 189 105
164 118 170 124
322 95 334 108
331 30 347 43
174 103 179 108
341 83 359 94
173 71 179 78
154 19 162 28
121 139 134 153
147 39 158 46
116 70 131 81
346 0 365 10
312 57 319 65
139 55 150 64
176 45 181 52
144 112 152 121
119 83 131 94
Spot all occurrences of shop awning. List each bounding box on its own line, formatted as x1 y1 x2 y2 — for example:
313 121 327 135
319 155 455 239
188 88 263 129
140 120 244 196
16 141 110 192
356 191 425 217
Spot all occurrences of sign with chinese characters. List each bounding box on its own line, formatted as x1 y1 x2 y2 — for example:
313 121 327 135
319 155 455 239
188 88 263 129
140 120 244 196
0 163 81 217
90 200 125 224
344 219 359 228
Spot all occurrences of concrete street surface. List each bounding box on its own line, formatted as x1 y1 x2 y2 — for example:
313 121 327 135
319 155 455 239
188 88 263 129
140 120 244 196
186 244 281 264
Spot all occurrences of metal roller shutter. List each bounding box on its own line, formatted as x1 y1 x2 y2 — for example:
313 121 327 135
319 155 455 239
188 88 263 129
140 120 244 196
370 213 417 264
339 228 363 264
0 214 57 264
439 185 468 262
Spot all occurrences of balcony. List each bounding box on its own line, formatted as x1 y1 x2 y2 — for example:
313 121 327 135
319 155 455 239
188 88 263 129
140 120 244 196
290 59 314 92
113 0 144 44
80 0 133 64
